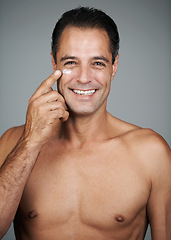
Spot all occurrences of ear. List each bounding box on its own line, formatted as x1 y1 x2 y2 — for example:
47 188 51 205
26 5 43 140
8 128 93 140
111 54 119 79
50 52 57 71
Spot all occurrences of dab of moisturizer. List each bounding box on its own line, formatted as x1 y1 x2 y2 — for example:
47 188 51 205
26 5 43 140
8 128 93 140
62 69 72 74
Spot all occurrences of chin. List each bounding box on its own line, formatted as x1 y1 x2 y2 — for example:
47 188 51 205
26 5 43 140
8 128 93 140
64 92 107 117
67 102 105 117
69 107 95 116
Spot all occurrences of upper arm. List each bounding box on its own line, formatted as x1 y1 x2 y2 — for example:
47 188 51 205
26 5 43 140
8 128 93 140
146 133 171 240
0 126 24 167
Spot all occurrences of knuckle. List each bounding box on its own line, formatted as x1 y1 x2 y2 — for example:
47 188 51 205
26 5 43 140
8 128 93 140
57 101 64 108
30 99 37 108
58 94 65 102
53 90 62 99
29 96 34 104
53 108 65 119
29 99 41 112
64 111 69 119
52 90 59 98
58 108 65 116
48 90 57 99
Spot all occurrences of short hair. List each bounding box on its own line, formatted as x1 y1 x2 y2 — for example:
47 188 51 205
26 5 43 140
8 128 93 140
51 7 120 64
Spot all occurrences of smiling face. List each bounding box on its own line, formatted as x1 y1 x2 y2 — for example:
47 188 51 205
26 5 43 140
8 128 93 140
52 26 118 116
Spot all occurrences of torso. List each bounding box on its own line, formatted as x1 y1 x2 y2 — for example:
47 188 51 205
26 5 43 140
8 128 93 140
13 123 151 240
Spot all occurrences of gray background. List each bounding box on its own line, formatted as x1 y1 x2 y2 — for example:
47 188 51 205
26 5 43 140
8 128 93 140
0 0 170 239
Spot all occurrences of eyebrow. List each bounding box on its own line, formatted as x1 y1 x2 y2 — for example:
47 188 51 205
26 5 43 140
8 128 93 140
60 55 76 62
92 56 110 63
60 55 110 63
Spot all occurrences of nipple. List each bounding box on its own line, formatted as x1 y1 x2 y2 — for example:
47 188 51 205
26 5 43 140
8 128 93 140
28 210 38 219
115 214 125 223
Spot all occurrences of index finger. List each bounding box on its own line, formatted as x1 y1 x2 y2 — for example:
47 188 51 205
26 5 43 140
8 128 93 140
32 70 62 100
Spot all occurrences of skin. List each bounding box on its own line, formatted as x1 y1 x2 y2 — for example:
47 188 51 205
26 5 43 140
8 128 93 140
0 26 171 240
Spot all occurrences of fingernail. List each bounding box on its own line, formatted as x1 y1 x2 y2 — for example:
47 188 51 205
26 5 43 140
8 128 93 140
54 70 60 76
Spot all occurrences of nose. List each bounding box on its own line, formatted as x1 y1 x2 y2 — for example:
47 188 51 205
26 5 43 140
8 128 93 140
76 65 91 84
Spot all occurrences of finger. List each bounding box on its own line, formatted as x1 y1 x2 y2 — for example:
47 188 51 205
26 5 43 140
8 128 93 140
31 70 62 100
46 87 53 94
60 110 69 122
50 108 69 122
33 90 67 109
44 101 67 112
49 93 68 110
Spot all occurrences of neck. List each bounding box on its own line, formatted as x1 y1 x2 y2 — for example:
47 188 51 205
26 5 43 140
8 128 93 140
58 109 110 148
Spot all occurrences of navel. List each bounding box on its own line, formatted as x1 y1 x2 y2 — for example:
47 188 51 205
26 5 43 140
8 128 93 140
115 214 125 223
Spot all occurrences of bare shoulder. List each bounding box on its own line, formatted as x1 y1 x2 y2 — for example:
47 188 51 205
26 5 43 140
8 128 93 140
123 127 171 177
0 125 24 166
109 114 170 159
126 127 170 153
109 112 171 170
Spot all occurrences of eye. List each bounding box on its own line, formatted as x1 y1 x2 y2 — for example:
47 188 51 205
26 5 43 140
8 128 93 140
64 61 76 66
93 62 106 68
96 62 105 66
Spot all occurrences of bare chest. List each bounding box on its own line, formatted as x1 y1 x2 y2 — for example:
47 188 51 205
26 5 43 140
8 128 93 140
15 141 150 237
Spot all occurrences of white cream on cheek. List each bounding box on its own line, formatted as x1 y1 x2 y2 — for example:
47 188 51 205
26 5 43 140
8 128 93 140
62 69 72 75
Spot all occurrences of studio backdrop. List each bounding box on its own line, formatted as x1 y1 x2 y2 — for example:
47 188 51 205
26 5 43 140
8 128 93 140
0 0 170 240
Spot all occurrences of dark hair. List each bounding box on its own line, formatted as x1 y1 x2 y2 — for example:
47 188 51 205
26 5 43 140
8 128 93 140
51 7 119 64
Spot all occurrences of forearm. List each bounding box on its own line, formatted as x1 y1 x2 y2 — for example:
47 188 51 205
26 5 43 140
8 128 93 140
0 135 42 237
0 70 65 237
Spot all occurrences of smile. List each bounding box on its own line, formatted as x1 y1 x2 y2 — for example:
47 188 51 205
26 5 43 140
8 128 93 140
72 89 96 95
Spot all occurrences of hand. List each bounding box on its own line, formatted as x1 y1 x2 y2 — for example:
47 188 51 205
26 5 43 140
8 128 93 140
23 70 69 145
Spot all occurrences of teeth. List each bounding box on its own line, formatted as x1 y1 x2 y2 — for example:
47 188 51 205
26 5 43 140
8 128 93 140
73 89 96 95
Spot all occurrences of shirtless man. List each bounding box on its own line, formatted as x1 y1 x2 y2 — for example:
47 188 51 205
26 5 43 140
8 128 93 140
0 7 170 240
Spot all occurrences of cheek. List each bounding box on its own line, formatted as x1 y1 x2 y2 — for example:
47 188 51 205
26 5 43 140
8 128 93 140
57 72 73 93
94 69 112 87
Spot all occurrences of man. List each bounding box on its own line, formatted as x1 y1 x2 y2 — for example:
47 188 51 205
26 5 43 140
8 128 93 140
0 6 170 240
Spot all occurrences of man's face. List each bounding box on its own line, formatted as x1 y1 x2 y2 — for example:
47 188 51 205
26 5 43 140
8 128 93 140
53 26 118 116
